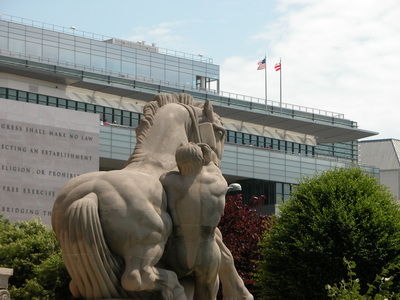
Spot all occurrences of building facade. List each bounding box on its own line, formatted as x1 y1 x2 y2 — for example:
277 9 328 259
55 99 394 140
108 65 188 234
0 14 378 222
359 139 400 200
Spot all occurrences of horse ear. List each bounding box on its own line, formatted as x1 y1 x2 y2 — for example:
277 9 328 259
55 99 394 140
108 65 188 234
203 99 215 123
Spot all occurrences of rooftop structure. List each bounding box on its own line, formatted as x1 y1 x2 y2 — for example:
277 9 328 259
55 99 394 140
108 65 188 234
359 139 400 200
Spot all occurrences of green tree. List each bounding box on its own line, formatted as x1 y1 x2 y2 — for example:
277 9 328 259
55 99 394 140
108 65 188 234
0 215 71 300
256 167 400 300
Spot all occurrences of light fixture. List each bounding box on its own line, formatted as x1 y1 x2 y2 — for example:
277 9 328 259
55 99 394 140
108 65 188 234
70 26 76 30
227 183 242 193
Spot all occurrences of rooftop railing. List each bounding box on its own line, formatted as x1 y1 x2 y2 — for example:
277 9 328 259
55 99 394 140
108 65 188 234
0 14 347 120
0 14 214 64
0 49 351 126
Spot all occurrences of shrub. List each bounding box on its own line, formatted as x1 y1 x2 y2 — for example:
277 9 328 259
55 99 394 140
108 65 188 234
0 215 71 300
219 194 274 295
257 167 400 299
326 258 400 299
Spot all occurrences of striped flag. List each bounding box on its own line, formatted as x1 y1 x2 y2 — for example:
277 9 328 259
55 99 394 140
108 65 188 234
275 62 281 71
257 58 266 70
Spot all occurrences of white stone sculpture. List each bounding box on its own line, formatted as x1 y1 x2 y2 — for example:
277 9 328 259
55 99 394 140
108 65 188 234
52 93 253 300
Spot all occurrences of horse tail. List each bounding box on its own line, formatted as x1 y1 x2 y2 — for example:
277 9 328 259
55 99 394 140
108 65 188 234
59 192 128 299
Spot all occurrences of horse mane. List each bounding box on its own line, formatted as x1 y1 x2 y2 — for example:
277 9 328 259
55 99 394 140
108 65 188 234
126 93 203 165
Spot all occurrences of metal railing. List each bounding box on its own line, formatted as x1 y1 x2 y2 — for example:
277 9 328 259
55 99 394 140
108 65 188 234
0 49 348 123
0 13 214 64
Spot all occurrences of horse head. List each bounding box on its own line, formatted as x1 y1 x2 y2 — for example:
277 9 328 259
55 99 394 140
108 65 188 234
197 99 225 167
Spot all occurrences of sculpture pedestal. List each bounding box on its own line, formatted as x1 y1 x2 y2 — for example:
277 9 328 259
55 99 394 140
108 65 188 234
0 268 13 300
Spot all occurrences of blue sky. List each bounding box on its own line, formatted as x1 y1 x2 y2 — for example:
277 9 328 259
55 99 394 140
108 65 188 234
2 0 399 140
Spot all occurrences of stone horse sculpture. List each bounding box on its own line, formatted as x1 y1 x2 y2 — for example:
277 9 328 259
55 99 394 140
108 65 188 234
52 93 253 299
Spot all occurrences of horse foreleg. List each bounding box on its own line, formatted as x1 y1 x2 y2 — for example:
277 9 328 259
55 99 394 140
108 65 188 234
216 228 254 300
121 247 187 300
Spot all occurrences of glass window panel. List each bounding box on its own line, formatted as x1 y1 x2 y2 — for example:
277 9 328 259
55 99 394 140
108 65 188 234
236 132 243 145
91 50 105 57
59 48 75 63
67 100 77 110
8 89 17 100
25 31 42 39
43 34 58 43
74 36 87 44
75 46 88 53
283 184 291 195
9 39 25 53
151 67 164 81
92 44 106 52
137 49 150 58
106 57 121 72
104 114 112 124
38 95 47 105
77 102 86 111
131 114 140 127
26 26 42 33
250 135 258 146
258 136 266 148
43 29 58 37
113 110 122 124
287 142 293 153
272 139 279 150
122 50 136 58
26 42 42 56
165 63 179 71
58 98 67 108
92 55 106 69
58 33 74 41
59 42 74 50
43 45 59 60
166 56 179 63
106 44 121 54
18 91 27 101
227 130 235 143
276 182 283 194
106 52 120 59
122 116 131 126
137 63 150 78
28 93 37 103
96 106 105 114
279 140 286 151
243 133 250 145
0 37 8 50
9 27 25 35
0 87 6 98
307 146 314 156
86 104 95 113
75 52 90 66
121 61 136 75
48 97 57 107
76 41 90 49
179 72 193 86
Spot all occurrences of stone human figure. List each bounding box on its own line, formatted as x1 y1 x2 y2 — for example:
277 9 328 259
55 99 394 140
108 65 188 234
160 142 227 300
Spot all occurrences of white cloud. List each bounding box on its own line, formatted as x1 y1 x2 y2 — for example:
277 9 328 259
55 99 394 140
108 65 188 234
220 0 400 139
125 21 189 46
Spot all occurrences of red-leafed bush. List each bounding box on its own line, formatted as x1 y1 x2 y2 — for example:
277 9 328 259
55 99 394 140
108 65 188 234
218 194 274 295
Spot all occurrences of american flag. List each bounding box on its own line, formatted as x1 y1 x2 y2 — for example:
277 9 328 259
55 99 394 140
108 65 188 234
257 58 266 70
275 62 281 71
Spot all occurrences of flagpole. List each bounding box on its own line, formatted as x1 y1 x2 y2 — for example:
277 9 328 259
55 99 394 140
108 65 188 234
264 54 267 109
279 58 282 112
